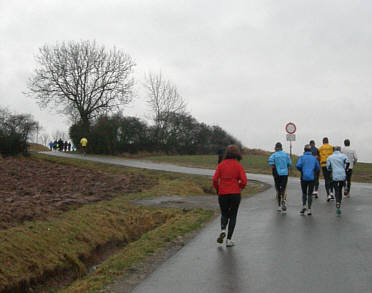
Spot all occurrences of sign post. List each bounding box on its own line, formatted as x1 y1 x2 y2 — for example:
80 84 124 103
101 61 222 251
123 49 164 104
285 122 296 163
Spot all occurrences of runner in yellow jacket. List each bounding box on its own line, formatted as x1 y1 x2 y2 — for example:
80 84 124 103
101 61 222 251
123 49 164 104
318 137 334 201
80 137 88 155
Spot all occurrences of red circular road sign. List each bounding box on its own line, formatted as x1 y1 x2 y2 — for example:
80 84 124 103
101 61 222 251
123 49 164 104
285 122 296 134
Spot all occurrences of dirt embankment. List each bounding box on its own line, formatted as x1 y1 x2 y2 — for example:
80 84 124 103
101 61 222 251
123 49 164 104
0 157 157 229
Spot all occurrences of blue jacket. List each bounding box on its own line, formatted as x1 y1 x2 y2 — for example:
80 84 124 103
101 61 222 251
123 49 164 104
326 151 349 181
268 150 292 176
296 152 320 181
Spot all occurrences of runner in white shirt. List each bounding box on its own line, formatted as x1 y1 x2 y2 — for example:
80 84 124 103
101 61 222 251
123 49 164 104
341 139 358 197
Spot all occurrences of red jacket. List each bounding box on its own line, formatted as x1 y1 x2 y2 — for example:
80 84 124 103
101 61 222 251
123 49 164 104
213 159 247 195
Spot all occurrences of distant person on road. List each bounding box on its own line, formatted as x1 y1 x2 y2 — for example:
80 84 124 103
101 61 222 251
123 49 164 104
318 137 334 201
213 145 247 247
67 142 71 152
309 140 320 198
296 144 320 215
80 137 88 154
48 141 53 151
341 139 358 197
268 142 292 213
58 138 64 152
327 146 350 215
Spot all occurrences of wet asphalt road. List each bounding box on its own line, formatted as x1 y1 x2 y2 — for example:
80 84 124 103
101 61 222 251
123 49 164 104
41 152 372 293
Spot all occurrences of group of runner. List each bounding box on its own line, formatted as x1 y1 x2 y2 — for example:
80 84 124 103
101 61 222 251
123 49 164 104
212 139 357 247
269 137 357 216
49 139 74 152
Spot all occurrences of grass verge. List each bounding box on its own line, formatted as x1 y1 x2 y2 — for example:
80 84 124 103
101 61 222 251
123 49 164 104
59 208 213 293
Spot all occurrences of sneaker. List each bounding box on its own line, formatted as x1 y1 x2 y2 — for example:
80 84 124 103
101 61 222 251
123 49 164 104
277 206 282 212
226 239 235 247
314 191 318 198
336 208 341 216
300 207 306 215
330 193 335 200
217 230 226 244
327 195 332 202
281 200 287 212
307 209 312 216
336 203 341 216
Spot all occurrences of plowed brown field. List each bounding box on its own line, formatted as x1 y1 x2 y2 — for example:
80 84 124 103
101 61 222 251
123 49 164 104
0 157 157 229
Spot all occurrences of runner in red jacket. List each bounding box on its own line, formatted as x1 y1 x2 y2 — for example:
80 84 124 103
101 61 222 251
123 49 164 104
213 145 247 247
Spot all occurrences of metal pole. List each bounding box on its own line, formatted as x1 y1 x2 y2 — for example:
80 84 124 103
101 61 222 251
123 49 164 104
290 140 292 158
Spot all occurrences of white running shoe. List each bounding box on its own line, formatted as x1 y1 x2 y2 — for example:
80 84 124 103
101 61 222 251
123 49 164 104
307 209 312 216
281 200 287 213
327 195 332 202
277 206 282 212
226 239 235 247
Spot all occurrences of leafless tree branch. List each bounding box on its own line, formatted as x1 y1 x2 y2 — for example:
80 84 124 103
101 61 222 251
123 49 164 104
26 40 136 125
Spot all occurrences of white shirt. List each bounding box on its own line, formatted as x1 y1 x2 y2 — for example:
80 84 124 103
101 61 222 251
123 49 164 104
341 146 358 169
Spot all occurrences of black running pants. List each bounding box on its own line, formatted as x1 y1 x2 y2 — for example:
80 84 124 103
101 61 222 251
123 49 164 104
301 180 314 208
344 169 353 193
333 181 344 204
314 169 320 192
322 167 334 195
273 171 288 205
218 194 241 240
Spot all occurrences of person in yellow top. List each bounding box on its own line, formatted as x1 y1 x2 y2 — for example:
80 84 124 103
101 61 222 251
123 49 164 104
318 137 334 201
80 137 88 154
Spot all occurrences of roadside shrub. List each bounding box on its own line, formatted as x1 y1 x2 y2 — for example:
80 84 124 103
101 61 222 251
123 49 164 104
0 108 38 156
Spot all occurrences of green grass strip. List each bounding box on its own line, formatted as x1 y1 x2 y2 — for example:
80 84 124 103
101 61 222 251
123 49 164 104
0 196 178 292
59 209 213 293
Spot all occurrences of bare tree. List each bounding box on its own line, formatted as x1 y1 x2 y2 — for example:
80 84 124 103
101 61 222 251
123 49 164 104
27 40 136 128
40 133 50 146
52 130 68 141
33 122 42 144
144 72 187 149
144 72 186 128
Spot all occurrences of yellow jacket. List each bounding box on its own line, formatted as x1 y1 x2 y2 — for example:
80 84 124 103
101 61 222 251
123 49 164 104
80 137 88 147
318 143 333 167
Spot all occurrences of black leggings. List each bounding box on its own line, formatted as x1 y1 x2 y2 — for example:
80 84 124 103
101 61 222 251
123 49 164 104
334 181 344 204
314 170 320 191
272 168 288 205
301 180 314 208
322 167 334 195
218 194 241 239
344 169 353 192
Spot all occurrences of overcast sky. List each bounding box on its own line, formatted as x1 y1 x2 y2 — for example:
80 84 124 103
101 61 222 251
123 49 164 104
1 0 372 162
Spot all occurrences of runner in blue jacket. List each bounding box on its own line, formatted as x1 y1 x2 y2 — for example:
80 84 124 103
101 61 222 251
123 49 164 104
268 142 292 213
327 146 350 215
296 145 320 215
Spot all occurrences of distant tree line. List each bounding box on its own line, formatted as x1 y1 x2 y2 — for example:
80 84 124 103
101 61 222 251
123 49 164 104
0 108 38 156
25 40 243 155
69 112 241 155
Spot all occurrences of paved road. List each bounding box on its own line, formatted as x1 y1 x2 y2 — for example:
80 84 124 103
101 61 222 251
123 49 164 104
40 152 372 293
